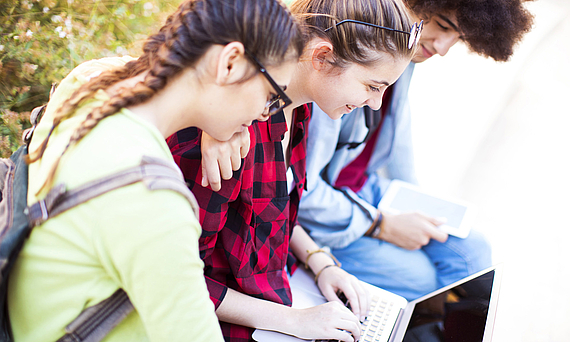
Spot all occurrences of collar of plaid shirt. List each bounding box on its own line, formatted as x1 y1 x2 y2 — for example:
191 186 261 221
168 104 311 342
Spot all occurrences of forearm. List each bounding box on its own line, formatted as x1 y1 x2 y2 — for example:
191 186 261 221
290 225 370 322
290 225 337 276
215 287 295 333
217 286 362 341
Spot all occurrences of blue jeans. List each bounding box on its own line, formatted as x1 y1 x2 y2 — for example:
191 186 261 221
331 174 493 301
331 231 492 300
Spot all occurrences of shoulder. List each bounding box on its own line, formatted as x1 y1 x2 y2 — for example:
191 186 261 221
71 56 136 81
47 56 137 116
168 127 202 164
29 56 138 162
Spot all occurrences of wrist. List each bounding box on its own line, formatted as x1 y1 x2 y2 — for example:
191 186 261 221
305 246 340 273
365 210 383 239
274 307 304 338
314 264 340 284
259 301 298 334
270 303 297 333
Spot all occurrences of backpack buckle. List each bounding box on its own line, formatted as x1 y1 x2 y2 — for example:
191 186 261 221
26 199 49 227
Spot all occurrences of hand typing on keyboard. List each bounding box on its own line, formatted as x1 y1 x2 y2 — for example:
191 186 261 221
304 251 370 341
288 301 362 342
315 264 370 322
316 292 396 342
314 293 360 342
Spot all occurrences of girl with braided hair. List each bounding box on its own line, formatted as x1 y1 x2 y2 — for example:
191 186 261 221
7 0 303 341
168 0 421 340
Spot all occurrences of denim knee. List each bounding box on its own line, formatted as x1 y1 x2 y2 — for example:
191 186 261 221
461 229 493 271
333 238 440 300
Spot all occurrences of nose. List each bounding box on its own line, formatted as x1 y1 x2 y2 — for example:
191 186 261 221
433 32 460 57
364 91 384 111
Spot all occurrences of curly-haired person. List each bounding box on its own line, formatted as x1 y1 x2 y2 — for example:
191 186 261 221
297 0 534 300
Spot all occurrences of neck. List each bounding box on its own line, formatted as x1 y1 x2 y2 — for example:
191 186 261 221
125 72 202 138
285 61 315 111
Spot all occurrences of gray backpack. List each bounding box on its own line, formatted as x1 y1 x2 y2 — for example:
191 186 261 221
0 103 199 342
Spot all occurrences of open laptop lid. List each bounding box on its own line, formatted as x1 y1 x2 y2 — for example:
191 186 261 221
389 265 503 342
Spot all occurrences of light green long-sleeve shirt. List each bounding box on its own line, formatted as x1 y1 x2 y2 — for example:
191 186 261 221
8 57 223 342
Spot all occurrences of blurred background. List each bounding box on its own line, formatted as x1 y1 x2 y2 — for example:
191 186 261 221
409 0 570 341
0 0 179 157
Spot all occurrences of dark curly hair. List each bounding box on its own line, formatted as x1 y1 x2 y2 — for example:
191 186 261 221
407 0 534 61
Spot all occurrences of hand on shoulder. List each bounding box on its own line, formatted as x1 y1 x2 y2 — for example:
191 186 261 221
200 129 250 191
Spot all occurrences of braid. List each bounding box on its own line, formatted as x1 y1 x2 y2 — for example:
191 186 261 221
36 25 185 193
25 61 143 163
29 0 304 193
26 23 169 165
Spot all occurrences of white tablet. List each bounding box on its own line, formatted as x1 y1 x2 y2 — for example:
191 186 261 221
378 180 476 238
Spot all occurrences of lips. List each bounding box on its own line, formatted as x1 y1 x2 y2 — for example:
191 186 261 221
421 44 434 58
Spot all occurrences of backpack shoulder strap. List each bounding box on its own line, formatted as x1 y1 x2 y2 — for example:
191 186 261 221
27 155 199 227
56 289 131 342
26 156 198 342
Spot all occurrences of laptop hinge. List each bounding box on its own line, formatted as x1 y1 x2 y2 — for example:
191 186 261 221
387 308 405 342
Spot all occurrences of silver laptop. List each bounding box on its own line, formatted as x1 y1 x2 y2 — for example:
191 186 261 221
252 265 502 342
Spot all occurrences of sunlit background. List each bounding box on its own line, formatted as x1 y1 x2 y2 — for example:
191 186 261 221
409 0 570 340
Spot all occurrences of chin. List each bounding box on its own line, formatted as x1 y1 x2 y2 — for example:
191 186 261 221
210 131 234 142
330 112 345 120
412 55 428 63
322 107 344 121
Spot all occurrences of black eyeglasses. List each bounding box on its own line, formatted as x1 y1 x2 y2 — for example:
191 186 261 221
324 19 423 50
244 49 292 117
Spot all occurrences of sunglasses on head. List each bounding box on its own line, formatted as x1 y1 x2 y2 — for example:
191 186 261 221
324 19 424 50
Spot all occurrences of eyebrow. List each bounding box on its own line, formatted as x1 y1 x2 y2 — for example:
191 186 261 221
437 14 460 32
369 79 391 87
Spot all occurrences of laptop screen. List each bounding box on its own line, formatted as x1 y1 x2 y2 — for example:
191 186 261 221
402 270 495 342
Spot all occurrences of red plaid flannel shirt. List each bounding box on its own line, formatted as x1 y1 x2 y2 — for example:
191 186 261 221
168 105 310 342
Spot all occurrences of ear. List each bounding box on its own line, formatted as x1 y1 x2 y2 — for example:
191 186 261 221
310 40 334 72
215 42 250 85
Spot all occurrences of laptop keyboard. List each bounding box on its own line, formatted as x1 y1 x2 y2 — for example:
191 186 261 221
361 294 395 342
315 293 396 342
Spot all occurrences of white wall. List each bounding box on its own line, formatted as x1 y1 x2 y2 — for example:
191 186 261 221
408 1 570 340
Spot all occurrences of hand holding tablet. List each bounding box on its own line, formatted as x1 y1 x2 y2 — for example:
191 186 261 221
378 180 476 239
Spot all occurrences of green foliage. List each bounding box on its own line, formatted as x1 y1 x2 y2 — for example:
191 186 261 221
0 0 179 157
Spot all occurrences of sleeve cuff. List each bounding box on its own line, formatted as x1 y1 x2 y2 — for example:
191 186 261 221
205 276 228 310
